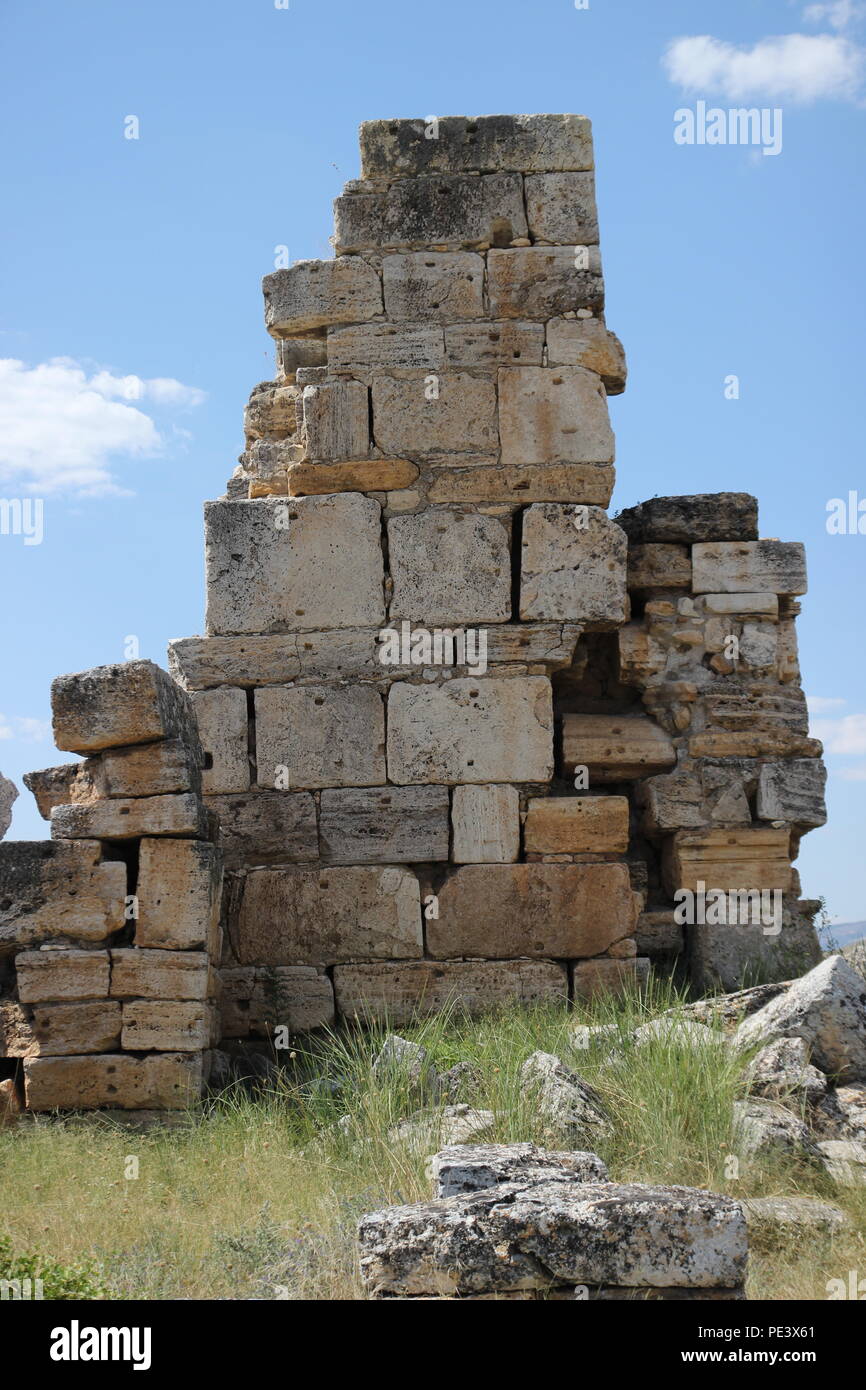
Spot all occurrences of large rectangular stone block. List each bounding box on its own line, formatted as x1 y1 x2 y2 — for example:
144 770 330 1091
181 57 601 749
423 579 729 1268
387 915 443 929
427 863 636 958
488 247 604 319
121 1001 211 1052
562 714 677 782
756 760 827 829
388 509 511 624
519 505 627 625
0 841 126 950
235 866 422 965
692 542 807 596
387 677 553 784
263 257 383 337
524 171 598 244
383 252 484 320
52 660 195 754
204 791 317 869
24 1052 202 1110
333 959 569 1025
627 544 691 593
204 495 385 636
427 462 614 506
255 685 385 789
524 796 629 854
135 839 222 951
359 115 594 178
16 949 111 1003
443 320 545 368
499 366 614 468
51 794 208 841
328 322 445 373
287 458 418 496
451 785 520 863
662 828 793 896
371 373 497 456
109 949 211 1001
302 379 369 461
2 1000 121 1056
219 966 335 1036
616 494 759 545
333 174 527 253
192 688 249 794
92 739 202 798
320 787 450 864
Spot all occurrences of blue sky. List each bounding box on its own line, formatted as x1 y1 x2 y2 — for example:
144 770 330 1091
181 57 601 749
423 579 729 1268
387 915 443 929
0 0 864 922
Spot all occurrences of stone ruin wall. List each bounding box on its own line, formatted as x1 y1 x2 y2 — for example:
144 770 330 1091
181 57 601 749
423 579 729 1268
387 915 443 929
0 114 826 1114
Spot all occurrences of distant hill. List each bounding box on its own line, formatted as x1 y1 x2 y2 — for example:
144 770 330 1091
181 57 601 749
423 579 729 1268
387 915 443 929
825 921 866 948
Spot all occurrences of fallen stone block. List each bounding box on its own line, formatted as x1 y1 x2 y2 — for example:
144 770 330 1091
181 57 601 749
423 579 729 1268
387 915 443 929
741 1196 848 1236
520 1050 610 1141
488 247 604 319
736 955 866 1082
561 713 677 782
333 174 528 253
382 251 484 320
51 660 196 754
746 1037 827 1106
615 494 758 544
389 1105 495 1151
135 839 222 951
816 1139 866 1185
519 505 626 625
121 1001 211 1052
16 949 111 1003
51 794 208 841
24 1052 202 1110
109 949 211 1001
219 965 334 1037
692 541 808 596
523 796 629 855
388 509 511 623
733 1099 818 1159
499 367 614 468
373 1033 441 1102
262 256 383 337
0 841 126 950
254 684 385 789
320 787 450 865
451 784 520 864
371 373 497 456
359 114 595 179
333 959 568 1025
192 688 250 795
204 791 318 869
430 1142 609 1198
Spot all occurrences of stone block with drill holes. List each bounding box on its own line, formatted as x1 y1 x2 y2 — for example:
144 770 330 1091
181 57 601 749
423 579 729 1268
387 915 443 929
662 828 793 897
255 685 386 790
135 838 222 951
263 256 383 337
499 367 614 468
24 1053 202 1111
387 509 511 624
519 505 627 625
523 796 630 855
192 687 250 794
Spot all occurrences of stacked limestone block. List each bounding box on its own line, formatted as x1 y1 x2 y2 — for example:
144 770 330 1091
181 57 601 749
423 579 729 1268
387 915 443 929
0 661 222 1112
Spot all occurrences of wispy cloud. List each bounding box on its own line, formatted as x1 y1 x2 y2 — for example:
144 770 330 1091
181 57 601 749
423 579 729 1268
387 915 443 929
0 714 52 742
0 357 206 495
802 0 866 32
806 694 848 714
663 32 866 103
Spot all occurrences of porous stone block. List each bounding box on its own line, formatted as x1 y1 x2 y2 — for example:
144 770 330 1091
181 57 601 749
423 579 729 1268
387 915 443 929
24 1052 202 1110
204 495 385 635
263 257 383 336
615 494 759 544
254 685 385 789
333 174 528 253
488 247 604 319
388 509 511 623
573 958 651 1000
524 171 599 244
2 1000 121 1056
327 322 444 373
235 866 422 966
121 1001 211 1052
703 592 779 618
219 965 335 1037
23 763 98 819
382 252 484 320
243 382 301 442
692 542 807 596
756 759 827 829
302 379 369 461
135 839 222 951
427 462 614 506
561 714 677 782
387 677 553 784
372 373 497 456
499 367 614 467
320 787 450 864
204 791 317 869
287 458 418 496
109 949 211 1001
51 793 208 841
0 841 126 949
545 318 627 393
428 863 635 959
16 949 111 1003
443 320 545 368
451 785 520 863
92 739 202 798
192 688 249 794
524 796 629 854
51 660 195 754
333 959 568 1025
627 544 691 592
431 1143 609 1198
519 505 627 625
359 115 594 178
689 899 823 995
662 828 792 896
736 955 866 1082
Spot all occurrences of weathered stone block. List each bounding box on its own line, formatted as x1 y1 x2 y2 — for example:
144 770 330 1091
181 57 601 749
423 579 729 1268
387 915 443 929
443 320 545 368
2 1000 121 1056
192 688 249 794
92 739 202 798
692 542 807 596
756 760 827 829
617 624 668 686
616 494 758 544
690 899 822 996
136 839 222 951
431 1143 609 1199
263 257 383 337
524 796 629 854
16 949 111 1003
276 336 327 376
219 965 335 1036
382 252 484 320
235 866 422 966
328 322 444 373
428 863 635 959
24 1052 202 1110
302 379 369 461
333 175 528 253
499 367 614 467
662 828 792 896
121 1001 211 1052
427 461 614 506
333 959 568 1025
488 247 604 319
109 949 211 1001
52 660 195 754
562 713 677 782
320 787 449 864
524 171 598 244
244 382 301 442
371 373 497 456
519 505 627 625
204 792 318 869
287 458 418 496
204 495 385 636
0 772 16 839
388 509 511 623
703 592 779 618
451 785 520 863
0 841 126 950
51 794 208 841
23 763 97 820
545 318 626 393
573 958 650 1000
359 115 594 178
387 677 553 784
255 685 385 789
628 544 691 592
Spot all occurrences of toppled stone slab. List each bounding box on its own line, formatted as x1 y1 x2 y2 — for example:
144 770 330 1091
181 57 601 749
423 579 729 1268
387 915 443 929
741 1196 848 1235
0 841 126 950
51 660 196 754
430 1143 609 1198
615 494 758 545
359 115 595 179
733 1099 818 1158
746 1037 827 1105
333 959 568 1026
389 1105 495 1150
736 955 866 1082
373 1033 440 1101
519 1050 611 1141
816 1139 866 1185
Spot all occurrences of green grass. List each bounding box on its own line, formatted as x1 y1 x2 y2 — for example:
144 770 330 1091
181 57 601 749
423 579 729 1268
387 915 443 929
1 980 864 1300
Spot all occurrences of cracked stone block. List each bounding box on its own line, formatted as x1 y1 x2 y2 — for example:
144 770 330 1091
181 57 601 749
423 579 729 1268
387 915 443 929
519 505 627 625
387 676 553 784
561 713 677 782
320 787 450 864
235 866 422 966
16 949 111 1003
524 171 599 244
692 541 807 596
0 841 126 950
756 759 827 828
204 792 317 869
333 959 568 1026
545 318 627 393
219 965 334 1036
359 115 594 178
192 688 249 794
52 660 196 755
382 252 484 320
616 494 759 544
427 863 636 959
135 839 222 951
388 509 511 623
372 373 497 456
451 785 520 863
204 495 385 636
500 367 614 468
24 1052 202 1110
302 379 369 461
263 257 383 336
255 685 385 790
488 247 604 319
333 174 528 253
523 796 629 854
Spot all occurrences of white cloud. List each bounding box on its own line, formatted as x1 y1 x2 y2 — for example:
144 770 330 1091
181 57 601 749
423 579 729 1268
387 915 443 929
803 1 866 31
0 358 206 495
810 712 866 754
806 694 848 713
0 714 52 742
663 32 866 102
